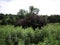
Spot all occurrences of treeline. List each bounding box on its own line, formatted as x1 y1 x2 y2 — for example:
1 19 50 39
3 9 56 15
0 6 60 25
0 13 60 25
48 15 60 23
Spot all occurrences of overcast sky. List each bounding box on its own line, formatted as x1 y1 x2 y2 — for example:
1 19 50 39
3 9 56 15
0 0 60 15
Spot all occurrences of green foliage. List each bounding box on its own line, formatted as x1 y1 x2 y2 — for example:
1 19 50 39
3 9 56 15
29 6 39 14
0 23 60 45
48 15 60 23
17 9 28 18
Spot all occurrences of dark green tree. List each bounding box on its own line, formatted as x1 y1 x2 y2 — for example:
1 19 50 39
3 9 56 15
29 6 39 14
17 9 28 18
0 13 4 20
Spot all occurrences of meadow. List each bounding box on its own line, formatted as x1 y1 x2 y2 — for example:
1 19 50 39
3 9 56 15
0 23 60 45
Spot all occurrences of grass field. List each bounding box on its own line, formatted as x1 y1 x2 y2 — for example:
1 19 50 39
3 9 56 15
0 23 60 45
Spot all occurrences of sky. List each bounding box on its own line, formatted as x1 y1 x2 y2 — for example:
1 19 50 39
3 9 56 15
0 0 60 15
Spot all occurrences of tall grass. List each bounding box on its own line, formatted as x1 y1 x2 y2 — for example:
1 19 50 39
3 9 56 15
0 23 60 45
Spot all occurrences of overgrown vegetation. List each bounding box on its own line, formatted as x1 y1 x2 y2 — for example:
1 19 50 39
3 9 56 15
0 6 60 45
0 6 60 25
0 23 60 45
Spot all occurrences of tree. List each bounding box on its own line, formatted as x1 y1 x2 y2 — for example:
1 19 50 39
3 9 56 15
29 6 35 14
17 9 28 18
29 6 39 14
0 13 4 20
33 8 39 14
0 13 4 24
